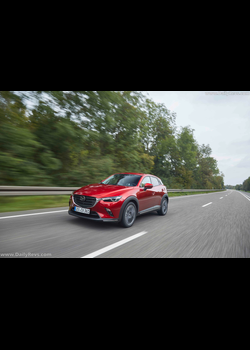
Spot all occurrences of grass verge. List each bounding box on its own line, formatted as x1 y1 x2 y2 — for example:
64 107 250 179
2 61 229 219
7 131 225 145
168 190 225 197
0 195 69 213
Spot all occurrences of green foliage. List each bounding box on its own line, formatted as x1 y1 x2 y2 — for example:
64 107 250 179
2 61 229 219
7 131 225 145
242 177 250 191
0 91 53 185
0 91 224 189
233 177 250 191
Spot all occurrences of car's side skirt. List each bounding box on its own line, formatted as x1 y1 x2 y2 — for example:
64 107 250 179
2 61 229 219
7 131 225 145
137 205 161 215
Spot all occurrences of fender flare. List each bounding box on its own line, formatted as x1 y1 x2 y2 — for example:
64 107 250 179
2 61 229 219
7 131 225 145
118 196 139 222
161 194 169 204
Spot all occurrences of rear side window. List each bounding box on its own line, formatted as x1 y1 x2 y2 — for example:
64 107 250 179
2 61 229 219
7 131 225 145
157 177 163 185
150 176 161 187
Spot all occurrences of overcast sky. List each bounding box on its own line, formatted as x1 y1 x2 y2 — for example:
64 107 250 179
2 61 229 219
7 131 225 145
146 91 250 185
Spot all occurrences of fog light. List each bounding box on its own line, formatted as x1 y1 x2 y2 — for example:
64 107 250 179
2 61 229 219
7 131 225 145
105 208 114 217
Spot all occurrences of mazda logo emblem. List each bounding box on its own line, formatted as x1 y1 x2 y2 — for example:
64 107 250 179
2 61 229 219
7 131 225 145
80 196 85 202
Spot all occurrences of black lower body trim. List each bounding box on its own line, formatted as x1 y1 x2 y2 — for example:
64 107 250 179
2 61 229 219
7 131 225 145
68 210 118 222
138 205 161 215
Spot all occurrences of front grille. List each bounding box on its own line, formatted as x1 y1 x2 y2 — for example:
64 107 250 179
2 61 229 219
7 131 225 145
74 195 96 208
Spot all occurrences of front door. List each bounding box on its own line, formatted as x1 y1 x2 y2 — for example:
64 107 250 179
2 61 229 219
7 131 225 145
137 176 155 211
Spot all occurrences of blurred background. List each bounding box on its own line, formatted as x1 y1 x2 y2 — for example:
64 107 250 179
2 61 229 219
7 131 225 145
0 91 225 190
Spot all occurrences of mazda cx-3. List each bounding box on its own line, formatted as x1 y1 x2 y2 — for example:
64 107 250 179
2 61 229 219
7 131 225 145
68 173 168 228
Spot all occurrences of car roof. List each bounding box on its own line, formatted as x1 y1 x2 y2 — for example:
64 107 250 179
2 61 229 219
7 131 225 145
116 172 157 177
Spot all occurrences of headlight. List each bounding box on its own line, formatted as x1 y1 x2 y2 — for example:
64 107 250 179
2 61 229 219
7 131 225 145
101 196 122 202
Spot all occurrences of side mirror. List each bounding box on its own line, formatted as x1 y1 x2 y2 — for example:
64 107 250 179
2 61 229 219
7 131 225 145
144 183 153 190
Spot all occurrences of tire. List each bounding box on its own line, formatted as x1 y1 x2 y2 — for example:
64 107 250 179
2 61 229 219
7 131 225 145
120 202 137 228
157 198 168 216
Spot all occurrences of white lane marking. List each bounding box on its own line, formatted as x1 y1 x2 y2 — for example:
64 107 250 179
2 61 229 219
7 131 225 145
238 192 250 202
202 202 212 208
220 197 223 199
81 231 148 258
0 210 68 220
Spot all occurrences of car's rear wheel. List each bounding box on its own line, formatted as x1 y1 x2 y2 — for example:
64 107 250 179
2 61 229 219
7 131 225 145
157 198 168 216
120 202 137 228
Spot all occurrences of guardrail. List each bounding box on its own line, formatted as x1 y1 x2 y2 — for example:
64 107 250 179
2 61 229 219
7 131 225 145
167 189 224 192
0 186 225 196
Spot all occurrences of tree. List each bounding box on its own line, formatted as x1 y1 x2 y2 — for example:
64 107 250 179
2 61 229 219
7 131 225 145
0 91 53 185
194 144 220 188
243 177 250 191
0 91 225 189
175 127 198 188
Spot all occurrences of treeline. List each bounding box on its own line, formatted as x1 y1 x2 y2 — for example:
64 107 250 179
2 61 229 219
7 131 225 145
0 91 224 189
235 177 250 191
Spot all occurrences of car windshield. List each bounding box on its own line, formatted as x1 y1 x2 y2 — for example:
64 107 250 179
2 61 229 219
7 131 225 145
102 174 142 187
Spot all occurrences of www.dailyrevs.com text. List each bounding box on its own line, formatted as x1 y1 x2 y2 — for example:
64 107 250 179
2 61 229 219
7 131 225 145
205 91 250 95
0 252 52 258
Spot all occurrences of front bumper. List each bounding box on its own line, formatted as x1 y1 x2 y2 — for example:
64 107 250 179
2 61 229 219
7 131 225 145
68 209 118 222
69 194 121 222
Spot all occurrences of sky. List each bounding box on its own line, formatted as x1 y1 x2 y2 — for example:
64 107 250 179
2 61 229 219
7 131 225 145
146 91 250 185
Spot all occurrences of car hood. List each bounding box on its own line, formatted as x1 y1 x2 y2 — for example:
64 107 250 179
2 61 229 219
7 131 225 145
74 183 131 198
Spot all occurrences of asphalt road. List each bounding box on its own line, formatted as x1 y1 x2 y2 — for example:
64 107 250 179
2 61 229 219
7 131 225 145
0 190 250 258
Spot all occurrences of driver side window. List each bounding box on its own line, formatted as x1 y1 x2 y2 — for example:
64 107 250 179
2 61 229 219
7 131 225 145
140 176 150 187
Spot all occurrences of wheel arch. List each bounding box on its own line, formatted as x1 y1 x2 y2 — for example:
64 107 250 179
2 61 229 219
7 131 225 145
162 194 169 203
118 196 139 222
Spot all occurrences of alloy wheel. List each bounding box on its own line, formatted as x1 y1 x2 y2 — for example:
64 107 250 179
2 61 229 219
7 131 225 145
125 204 136 226
162 199 168 214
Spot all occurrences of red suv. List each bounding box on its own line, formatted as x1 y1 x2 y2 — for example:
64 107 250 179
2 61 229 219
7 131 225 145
68 173 168 228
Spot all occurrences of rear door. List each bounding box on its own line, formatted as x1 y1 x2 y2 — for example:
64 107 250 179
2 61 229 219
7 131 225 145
150 176 163 206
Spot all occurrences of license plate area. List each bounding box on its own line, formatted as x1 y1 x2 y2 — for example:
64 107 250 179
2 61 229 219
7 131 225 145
74 207 90 214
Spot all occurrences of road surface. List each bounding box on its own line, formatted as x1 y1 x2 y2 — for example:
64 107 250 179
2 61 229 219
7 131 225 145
0 190 250 258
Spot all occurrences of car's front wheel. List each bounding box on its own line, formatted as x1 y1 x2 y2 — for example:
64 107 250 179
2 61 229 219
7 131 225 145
157 198 168 216
120 202 137 228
